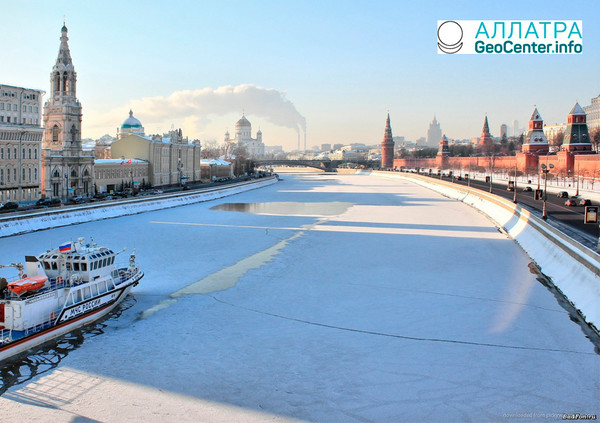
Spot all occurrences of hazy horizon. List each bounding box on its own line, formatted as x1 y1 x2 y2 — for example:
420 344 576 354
3 0 599 150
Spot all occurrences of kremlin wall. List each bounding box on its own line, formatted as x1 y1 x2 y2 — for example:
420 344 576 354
390 103 600 179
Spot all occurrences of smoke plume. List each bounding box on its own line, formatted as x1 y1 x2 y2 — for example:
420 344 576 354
87 84 306 143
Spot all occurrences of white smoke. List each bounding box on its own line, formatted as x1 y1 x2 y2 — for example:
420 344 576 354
86 84 307 142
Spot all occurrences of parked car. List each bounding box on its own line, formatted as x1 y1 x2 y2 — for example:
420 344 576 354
0 202 19 212
565 198 578 206
579 198 592 206
522 186 533 192
35 198 61 208
67 196 86 204
557 191 569 198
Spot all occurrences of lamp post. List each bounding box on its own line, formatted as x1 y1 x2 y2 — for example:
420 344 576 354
489 154 494 193
513 158 518 203
177 158 184 187
64 172 69 203
541 163 554 220
467 160 471 187
575 160 580 196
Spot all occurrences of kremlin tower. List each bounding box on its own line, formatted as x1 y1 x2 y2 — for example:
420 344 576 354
522 106 549 154
381 113 395 169
477 115 494 153
561 102 592 153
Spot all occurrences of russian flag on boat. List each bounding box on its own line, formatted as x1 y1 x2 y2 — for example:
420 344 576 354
59 242 72 252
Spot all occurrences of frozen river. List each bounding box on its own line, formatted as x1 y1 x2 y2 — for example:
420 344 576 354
0 173 598 422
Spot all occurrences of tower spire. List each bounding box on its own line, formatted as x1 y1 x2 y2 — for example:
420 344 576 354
381 112 395 169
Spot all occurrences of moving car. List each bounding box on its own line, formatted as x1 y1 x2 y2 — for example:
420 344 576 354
522 186 533 192
557 191 569 198
579 198 592 206
565 198 578 206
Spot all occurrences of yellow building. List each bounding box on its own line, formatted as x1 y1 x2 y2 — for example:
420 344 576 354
110 112 202 187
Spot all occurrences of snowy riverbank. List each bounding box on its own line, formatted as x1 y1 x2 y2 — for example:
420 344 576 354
0 177 278 239
375 171 600 331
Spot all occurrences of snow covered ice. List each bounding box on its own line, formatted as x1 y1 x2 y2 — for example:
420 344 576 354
0 173 598 422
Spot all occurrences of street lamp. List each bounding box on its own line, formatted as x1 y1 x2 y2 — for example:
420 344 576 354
541 163 554 220
513 159 518 203
575 160 580 196
489 154 494 193
468 160 472 187
64 172 69 203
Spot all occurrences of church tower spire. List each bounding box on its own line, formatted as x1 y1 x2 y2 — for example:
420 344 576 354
44 22 81 151
381 112 395 169
41 23 93 200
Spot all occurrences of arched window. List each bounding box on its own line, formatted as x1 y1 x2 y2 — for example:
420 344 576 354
28 168 31 181
53 169 60 178
22 168 25 181
71 169 77 178
52 125 60 143
34 168 38 181
83 169 89 177
34 148 37 159
28 149 31 159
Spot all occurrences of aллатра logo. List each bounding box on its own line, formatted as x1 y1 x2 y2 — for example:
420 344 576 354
438 21 463 54
437 20 582 54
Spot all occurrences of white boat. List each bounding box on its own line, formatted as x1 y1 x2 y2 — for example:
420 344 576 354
0 237 143 362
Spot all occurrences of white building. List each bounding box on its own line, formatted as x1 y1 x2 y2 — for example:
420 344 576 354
583 94 600 131
0 85 45 203
225 114 265 158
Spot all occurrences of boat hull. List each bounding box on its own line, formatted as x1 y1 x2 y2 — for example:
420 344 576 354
0 272 142 363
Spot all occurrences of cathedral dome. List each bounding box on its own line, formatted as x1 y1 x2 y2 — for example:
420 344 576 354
121 110 143 129
236 115 251 127
117 109 145 139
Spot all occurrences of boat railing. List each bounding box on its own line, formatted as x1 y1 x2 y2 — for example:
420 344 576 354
115 265 141 285
0 314 55 344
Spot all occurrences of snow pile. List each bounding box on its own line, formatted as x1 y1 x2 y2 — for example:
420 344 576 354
375 171 600 330
0 178 277 239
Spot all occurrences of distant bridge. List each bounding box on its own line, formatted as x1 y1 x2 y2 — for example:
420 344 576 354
255 159 380 171
254 160 339 171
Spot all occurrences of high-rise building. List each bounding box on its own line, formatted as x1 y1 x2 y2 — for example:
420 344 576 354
583 94 600 131
381 113 394 169
42 23 94 200
0 84 45 203
426 115 442 148
500 124 508 139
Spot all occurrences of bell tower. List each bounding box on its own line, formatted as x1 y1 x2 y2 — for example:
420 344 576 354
41 23 94 200
43 23 82 154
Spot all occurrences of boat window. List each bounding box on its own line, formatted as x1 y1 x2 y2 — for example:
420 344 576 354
110 257 115 265
81 262 87 271
44 261 50 270
73 262 80 271
66 262 72 271
102 258 107 267
74 290 82 303
91 284 98 297
83 287 91 300
52 262 58 270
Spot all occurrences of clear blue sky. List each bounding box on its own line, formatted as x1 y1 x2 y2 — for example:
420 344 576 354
3 0 599 150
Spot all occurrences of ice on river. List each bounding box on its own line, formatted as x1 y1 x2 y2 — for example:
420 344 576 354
0 173 597 422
